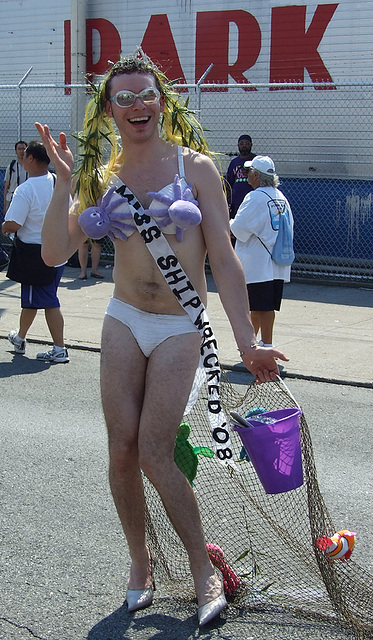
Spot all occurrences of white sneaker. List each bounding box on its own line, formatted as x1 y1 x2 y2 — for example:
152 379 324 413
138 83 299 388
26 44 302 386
8 330 26 354
36 347 69 363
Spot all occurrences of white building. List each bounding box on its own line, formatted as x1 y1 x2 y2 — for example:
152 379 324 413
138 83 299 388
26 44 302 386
1 1 372 275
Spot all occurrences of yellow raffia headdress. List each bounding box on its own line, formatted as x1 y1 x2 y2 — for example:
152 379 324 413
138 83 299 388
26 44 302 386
73 48 211 213
73 79 118 213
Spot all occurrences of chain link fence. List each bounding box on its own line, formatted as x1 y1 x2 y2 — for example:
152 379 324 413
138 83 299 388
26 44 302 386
1 80 372 285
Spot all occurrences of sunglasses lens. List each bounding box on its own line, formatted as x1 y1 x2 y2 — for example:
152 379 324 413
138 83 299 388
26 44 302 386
140 88 160 104
111 88 160 108
114 91 135 107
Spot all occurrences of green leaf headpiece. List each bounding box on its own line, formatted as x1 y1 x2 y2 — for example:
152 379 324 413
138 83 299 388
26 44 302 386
73 48 211 213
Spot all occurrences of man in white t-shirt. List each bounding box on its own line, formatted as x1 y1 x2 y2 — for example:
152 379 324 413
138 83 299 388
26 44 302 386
1 140 29 268
3 140 28 213
2 140 68 363
230 155 294 347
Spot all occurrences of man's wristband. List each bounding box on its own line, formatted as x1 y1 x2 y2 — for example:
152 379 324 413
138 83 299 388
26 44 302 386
238 344 259 357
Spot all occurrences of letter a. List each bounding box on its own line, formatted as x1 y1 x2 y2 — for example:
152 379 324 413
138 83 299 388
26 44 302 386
196 10 261 89
141 14 186 84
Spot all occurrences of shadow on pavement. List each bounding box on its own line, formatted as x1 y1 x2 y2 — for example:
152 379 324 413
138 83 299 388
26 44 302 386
87 606 201 640
283 281 373 307
86 603 352 640
206 271 373 308
0 351 51 378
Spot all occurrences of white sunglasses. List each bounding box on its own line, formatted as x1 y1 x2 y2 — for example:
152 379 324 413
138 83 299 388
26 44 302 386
110 87 161 108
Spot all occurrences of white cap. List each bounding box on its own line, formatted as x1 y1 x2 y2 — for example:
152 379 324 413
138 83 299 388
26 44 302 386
244 155 276 175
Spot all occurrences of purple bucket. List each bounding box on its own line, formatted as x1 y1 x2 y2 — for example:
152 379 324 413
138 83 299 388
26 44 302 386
232 408 303 494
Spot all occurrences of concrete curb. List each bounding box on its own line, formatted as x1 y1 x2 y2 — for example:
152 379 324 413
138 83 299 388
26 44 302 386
2 334 371 389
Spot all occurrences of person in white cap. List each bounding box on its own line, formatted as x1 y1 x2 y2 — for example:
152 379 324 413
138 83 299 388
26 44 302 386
230 155 294 347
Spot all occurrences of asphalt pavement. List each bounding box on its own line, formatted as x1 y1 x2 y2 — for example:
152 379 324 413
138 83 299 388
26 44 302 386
1 267 372 640
1 350 372 640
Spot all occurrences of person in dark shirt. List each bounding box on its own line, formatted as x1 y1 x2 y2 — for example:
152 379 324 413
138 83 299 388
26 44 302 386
226 135 256 219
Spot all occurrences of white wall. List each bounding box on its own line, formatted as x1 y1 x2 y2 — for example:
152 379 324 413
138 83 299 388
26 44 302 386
0 1 372 177
2 1 371 84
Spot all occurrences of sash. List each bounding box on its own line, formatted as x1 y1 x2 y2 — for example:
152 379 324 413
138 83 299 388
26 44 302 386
119 183 234 464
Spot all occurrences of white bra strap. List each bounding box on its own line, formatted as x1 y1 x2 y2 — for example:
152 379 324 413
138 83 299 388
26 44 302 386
177 146 185 179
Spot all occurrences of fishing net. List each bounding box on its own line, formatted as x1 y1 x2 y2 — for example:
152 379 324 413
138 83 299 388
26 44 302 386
144 375 373 639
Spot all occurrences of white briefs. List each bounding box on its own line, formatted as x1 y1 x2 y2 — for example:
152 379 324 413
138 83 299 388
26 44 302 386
105 297 199 357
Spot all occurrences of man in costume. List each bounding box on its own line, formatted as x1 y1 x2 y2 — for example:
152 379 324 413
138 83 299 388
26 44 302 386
35 51 288 626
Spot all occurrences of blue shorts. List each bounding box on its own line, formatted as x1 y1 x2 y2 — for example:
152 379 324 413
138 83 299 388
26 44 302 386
21 265 65 309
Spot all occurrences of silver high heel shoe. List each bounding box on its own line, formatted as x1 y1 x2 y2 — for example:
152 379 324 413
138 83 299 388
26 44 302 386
198 583 227 626
126 551 155 613
126 584 154 612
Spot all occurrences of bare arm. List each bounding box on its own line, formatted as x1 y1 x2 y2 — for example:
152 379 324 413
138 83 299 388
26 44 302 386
34 123 85 265
2 220 21 235
189 154 289 383
3 181 10 213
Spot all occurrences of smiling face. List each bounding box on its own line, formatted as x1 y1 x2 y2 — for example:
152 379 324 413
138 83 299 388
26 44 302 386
105 72 164 144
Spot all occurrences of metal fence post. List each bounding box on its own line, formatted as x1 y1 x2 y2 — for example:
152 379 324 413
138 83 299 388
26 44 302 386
17 67 33 140
196 63 213 122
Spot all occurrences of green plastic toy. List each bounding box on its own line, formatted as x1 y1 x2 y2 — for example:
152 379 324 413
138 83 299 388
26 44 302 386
174 422 214 484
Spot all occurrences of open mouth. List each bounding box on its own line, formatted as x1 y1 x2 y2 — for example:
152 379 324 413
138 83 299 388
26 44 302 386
128 116 151 125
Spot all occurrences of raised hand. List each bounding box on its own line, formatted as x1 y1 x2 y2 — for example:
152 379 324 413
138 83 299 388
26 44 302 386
35 122 74 182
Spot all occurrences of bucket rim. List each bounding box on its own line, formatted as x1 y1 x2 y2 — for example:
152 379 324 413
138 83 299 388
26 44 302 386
247 407 302 424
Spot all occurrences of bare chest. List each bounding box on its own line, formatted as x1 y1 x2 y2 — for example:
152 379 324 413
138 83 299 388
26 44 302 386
118 166 178 209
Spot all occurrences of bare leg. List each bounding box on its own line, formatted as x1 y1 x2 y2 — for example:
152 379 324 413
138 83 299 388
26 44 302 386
78 243 88 279
139 334 221 606
101 315 149 589
19 308 37 339
258 310 275 344
44 307 65 347
90 242 103 276
250 310 260 338
101 315 221 604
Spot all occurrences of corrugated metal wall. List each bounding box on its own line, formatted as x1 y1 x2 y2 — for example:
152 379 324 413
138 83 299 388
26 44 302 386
1 1 373 167
1 1 373 178
2 1 372 83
